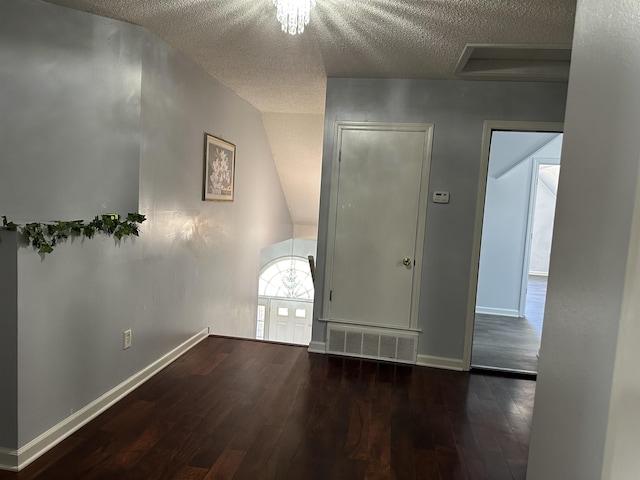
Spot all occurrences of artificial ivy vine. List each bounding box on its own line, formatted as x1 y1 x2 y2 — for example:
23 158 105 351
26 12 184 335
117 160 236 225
1 213 146 254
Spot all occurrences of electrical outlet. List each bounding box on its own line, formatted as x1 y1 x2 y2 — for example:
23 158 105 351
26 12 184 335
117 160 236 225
123 329 132 350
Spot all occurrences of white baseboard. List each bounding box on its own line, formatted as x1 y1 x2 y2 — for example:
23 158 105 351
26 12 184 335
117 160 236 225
475 306 520 317
0 449 17 472
416 354 465 371
0 328 209 472
307 341 326 354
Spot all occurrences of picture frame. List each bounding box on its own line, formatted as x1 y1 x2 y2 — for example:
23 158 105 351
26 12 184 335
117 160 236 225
203 133 236 201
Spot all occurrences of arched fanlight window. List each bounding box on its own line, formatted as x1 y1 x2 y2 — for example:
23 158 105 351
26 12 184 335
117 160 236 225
258 256 314 300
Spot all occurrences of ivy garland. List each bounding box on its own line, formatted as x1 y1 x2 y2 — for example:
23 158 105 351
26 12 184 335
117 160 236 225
1 213 146 254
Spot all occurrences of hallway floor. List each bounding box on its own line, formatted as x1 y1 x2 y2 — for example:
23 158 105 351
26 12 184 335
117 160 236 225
0 336 536 480
471 276 547 374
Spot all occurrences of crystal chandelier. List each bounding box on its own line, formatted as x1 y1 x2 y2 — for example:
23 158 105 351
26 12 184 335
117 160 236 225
273 0 317 35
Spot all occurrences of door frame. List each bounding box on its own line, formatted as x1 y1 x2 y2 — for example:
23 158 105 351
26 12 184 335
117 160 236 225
463 120 564 370
519 157 561 315
322 121 434 331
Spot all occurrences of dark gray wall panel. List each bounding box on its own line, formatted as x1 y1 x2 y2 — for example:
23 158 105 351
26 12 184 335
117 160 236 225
0 232 18 450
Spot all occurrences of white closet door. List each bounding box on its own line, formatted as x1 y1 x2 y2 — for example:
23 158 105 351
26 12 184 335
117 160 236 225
326 123 432 330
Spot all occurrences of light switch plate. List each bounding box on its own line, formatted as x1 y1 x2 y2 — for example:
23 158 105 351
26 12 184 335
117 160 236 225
123 329 132 349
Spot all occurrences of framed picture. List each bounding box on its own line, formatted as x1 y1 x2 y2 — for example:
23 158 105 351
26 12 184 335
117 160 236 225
203 133 236 201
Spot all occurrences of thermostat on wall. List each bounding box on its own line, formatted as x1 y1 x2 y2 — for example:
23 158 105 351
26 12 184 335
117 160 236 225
433 191 450 204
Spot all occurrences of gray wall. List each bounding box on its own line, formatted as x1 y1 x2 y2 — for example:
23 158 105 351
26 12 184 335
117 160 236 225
3 0 292 449
0 0 141 222
0 232 18 449
314 78 567 361
476 132 560 316
527 0 640 477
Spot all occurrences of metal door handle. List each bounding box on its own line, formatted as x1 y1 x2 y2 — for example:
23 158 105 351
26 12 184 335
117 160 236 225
402 257 411 266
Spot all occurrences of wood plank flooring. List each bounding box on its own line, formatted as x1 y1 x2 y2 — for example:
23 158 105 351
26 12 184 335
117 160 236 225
0 337 536 480
472 276 547 374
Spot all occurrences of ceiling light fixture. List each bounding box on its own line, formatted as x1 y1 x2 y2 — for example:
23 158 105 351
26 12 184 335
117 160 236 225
273 0 317 35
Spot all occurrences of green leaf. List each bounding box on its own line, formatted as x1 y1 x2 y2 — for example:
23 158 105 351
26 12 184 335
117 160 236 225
126 213 146 224
38 244 54 254
89 216 103 231
1 212 146 255
69 220 83 235
1 216 18 231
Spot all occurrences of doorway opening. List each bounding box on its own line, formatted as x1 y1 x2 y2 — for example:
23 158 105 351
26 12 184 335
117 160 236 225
257 255 314 345
468 123 563 374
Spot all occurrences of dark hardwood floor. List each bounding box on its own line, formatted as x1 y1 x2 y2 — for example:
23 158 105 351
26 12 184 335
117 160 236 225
472 276 547 374
0 336 535 480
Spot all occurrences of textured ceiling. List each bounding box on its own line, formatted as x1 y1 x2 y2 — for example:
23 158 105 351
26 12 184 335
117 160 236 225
46 0 576 231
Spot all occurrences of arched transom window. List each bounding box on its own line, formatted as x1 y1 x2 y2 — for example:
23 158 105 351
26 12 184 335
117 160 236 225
258 256 314 300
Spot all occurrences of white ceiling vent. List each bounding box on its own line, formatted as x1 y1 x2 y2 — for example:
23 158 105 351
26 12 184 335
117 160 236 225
454 44 572 82
326 323 418 364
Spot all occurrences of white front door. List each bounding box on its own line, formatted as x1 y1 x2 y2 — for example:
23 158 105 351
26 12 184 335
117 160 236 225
267 299 313 345
324 122 433 330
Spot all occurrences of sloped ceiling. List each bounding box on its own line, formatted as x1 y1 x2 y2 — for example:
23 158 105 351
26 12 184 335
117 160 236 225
489 132 561 179
46 0 577 234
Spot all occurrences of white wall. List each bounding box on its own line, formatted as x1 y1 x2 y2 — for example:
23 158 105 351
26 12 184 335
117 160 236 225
292 224 318 240
529 163 561 275
0 0 141 222
527 0 640 478
1 0 292 451
260 238 317 270
314 78 567 362
139 32 293 339
476 132 561 316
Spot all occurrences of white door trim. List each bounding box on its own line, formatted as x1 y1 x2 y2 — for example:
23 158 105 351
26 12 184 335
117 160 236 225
323 121 434 331
463 121 564 370
518 157 544 317
519 157 560 315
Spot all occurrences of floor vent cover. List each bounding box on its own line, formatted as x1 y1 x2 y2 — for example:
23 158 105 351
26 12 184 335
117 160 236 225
326 323 418 364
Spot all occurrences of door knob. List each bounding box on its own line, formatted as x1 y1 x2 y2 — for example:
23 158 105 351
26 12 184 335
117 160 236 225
402 257 412 266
